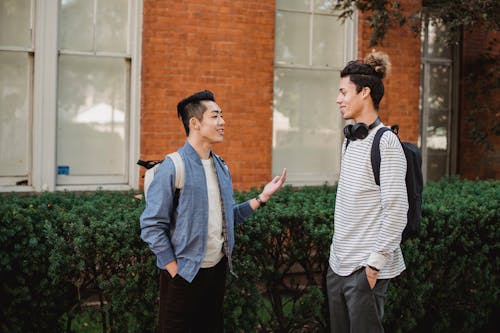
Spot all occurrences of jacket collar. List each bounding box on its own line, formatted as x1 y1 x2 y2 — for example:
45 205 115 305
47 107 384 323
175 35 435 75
182 141 216 164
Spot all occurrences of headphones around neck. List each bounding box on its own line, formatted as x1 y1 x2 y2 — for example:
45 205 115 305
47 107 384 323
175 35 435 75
343 118 381 141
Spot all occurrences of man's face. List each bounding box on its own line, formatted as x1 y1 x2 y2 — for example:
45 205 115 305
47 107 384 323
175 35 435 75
336 76 364 121
197 100 225 143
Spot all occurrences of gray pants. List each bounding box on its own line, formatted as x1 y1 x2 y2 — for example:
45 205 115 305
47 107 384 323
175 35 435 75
326 266 390 333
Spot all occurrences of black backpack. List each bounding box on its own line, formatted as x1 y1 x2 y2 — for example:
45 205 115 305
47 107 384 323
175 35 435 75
371 125 423 242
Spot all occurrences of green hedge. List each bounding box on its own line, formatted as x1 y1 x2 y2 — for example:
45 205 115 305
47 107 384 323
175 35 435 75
0 192 157 333
0 178 498 332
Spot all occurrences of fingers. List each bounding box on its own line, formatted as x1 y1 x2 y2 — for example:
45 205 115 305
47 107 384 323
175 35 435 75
272 168 287 184
271 175 281 183
280 168 287 183
262 168 287 200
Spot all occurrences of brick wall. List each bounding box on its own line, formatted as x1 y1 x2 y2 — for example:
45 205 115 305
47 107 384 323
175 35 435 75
356 0 422 144
140 0 275 190
356 1 499 180
459 29 499 179
141 1 498 188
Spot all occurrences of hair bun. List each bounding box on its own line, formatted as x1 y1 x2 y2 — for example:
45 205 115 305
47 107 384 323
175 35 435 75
364 51 391 79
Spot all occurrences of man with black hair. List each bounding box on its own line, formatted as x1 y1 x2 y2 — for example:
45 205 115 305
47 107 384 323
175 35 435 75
326 52 408 332
140 90 286 333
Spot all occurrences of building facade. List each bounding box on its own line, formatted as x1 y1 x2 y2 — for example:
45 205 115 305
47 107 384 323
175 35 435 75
0 0 497 193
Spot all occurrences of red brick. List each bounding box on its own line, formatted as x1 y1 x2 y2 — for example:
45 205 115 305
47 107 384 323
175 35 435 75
141 0 275 190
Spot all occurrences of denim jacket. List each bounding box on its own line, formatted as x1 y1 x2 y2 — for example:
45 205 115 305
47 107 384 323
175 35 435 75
140 141 254 283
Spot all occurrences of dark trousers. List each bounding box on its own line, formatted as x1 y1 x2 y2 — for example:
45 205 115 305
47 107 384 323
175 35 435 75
326 266 390 333
158 257 227 333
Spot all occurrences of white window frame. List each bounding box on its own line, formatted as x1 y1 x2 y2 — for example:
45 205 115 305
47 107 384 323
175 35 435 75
1 0 142 192
0 0 36 187
419 13 459 183
273 2 357 186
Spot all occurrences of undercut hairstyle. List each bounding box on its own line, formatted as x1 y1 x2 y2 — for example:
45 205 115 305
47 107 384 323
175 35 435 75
176 90 215 136
340 51 391 110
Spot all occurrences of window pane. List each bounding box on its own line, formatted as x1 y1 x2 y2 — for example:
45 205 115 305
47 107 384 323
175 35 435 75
273 68 341 184
428 64 450 109
426 150 447 181
427 18 451 58
57 55 128 179
277 0 310 11
0 51 30 177
275 11 310 66
96 0 128 53
426 119 448 150
59 0 94 51
314 0 337 13
424 63 451 181
312 14 344 67
0 0 32 48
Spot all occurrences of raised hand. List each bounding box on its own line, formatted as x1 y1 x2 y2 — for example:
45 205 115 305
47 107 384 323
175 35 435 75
260 168 287 202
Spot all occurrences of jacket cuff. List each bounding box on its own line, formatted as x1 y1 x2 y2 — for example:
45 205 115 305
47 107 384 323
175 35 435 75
156 249 176 270
238 201 255 219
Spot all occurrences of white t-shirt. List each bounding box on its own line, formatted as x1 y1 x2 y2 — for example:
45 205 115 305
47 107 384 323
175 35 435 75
200 157 225 268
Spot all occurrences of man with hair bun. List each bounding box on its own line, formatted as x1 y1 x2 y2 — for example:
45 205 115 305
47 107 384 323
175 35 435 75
326 52 408 332
140 90 286 332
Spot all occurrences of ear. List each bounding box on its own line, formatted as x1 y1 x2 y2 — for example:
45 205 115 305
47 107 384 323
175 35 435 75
362 87 371 98
190 117 201 131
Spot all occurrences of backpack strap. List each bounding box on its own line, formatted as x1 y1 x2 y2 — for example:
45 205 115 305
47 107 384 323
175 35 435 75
371 127 392 186
141 152 184 201
167 151 184 190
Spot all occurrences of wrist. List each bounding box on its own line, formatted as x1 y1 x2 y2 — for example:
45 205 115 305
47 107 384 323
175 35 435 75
258 193 270 202
367 265 380 272
255 195 267 207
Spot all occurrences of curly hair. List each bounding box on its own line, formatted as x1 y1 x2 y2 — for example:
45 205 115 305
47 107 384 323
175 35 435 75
340 51 391 110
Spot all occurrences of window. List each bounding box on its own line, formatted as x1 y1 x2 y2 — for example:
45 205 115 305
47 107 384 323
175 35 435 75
273 0 356 185
0 0 142 191
0 0 33 186
420 14 459 182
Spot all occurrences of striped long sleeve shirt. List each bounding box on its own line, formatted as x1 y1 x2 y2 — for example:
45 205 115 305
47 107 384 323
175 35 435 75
329 123 408 279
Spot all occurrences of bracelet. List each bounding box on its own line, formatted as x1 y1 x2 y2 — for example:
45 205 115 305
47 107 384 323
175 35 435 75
367 265 380 272
255 195 266 207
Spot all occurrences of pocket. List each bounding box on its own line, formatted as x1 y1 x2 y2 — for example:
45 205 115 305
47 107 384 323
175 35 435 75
170 273 188 288
355 268 373 291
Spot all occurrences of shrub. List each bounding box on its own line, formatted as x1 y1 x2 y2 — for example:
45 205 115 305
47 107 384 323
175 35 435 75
228 179 499 333
0 191 158 333
384 178 499 333
226 185 335 332
0 178 498 332
0 192 74 333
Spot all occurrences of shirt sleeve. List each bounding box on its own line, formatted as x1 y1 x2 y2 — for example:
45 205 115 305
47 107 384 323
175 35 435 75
367 132 409 270
140 159 177 270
